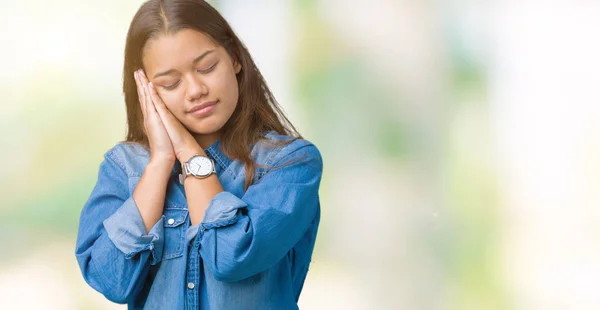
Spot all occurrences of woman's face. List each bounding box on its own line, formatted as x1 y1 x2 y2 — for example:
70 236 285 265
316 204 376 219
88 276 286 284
141 29 241 139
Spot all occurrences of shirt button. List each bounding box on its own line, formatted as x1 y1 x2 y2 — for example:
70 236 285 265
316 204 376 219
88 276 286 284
167 218 175 225
187 282 195 290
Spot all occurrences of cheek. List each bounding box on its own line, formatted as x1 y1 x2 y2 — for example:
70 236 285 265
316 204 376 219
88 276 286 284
160 93 185 114
211 69 239 101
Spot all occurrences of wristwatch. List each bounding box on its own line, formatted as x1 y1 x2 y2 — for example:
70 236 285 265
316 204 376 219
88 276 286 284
179 154 216 183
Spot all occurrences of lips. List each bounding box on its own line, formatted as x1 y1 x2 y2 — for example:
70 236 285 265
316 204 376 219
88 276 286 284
188 100 218 113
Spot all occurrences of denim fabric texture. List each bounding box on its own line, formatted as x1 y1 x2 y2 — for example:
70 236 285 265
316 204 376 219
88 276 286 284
75 131 323 309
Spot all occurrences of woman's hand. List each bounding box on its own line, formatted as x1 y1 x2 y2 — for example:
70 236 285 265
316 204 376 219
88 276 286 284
134 69 176 165
137 70 204 163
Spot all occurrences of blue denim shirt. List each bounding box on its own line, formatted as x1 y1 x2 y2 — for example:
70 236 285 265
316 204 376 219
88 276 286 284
75 131 323 309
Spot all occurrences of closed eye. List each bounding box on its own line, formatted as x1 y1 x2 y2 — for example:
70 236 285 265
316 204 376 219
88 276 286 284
163 80 181 90
161 62 217 90
199 62 218 74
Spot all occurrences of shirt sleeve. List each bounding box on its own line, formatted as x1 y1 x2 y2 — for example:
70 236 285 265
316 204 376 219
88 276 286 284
75 149 165 303
188 140 323 282
103 197 164 262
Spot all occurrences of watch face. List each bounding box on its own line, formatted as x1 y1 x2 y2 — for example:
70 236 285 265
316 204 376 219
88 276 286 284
188 156 213 177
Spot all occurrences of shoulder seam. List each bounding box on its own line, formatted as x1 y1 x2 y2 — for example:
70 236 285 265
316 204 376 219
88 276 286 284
104 145 129 176
271 139 318 166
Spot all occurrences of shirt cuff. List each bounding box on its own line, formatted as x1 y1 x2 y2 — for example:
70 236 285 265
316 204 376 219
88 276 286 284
186 191 244 245
103 197 164 265
201 191 245 230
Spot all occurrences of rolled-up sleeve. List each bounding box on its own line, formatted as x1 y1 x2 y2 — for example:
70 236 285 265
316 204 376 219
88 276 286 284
188 141 323 282
75 149 164 303
103 197 165 264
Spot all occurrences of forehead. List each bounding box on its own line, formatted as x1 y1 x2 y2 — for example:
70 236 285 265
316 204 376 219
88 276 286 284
142 29 220 71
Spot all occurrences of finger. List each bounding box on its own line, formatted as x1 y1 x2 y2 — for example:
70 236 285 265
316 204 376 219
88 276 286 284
139 70 149 83
143 82 157 114
148 83 185 141
148 82 174 123
139 70 151 89
138 70 156 113
134 71 147 119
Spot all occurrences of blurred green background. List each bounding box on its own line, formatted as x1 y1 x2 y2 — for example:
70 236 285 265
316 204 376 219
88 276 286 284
1 0 600 309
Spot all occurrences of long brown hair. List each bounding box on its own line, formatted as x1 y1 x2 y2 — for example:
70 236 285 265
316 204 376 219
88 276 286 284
122 0 301 190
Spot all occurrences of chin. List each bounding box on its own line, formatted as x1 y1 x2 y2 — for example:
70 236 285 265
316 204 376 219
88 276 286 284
186 120 226 136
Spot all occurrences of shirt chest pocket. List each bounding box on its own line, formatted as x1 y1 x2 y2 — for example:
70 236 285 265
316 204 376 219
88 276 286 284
162 207 189 260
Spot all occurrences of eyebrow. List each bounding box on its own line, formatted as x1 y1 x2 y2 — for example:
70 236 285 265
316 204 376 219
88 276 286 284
152 49 215 79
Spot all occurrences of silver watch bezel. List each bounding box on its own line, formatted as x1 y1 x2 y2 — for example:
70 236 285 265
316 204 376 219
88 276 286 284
182 155 215 179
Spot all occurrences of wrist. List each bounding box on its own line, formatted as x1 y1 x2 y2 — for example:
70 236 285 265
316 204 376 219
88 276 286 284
149 153 176 165
178 147 205 164
147 158 175 175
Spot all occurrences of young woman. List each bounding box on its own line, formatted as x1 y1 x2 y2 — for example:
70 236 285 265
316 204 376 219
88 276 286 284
74 0 323 309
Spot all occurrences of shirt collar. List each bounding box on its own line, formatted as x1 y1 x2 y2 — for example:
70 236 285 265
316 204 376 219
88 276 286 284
204 139 232 171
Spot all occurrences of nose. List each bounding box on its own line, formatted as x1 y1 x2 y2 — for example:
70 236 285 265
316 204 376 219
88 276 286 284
185 74 208 102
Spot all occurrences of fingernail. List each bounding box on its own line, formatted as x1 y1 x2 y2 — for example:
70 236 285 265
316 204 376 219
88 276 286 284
149 82 154 89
